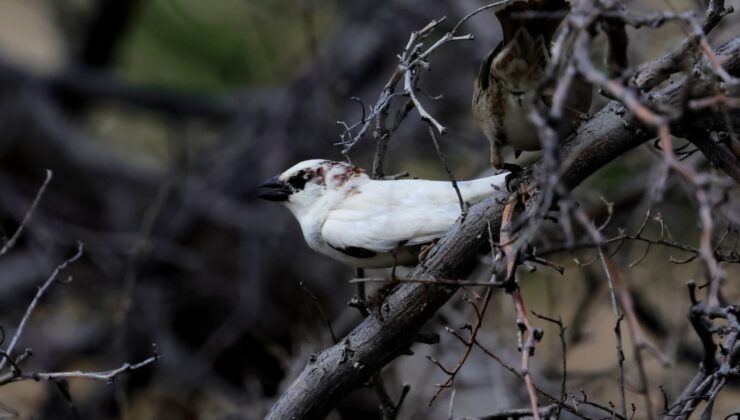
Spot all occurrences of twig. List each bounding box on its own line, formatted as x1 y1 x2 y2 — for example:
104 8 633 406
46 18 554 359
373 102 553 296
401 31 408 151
632 0 731 89
450 0 513 34
535 217 740 266
511 289 543 420
0 242 84 373
339 2 514 161
350 268 370 317
405 70 446 134
299 281 338 344
428 126 466 218
115 178 174 326
533 312 567 419
448 389 456 420
0 170 52 258
351 268 409 419
447 330 620 420
456 404 557 420
428 288 493 406
373 375 410 420
0 354 159 386
602 255 656 420
595 245 628 420
499 194 543 420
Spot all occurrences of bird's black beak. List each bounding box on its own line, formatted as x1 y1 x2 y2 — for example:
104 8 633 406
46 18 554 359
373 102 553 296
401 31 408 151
257 176 292 202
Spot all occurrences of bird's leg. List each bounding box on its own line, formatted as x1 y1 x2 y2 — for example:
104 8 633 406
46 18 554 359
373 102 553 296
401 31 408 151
418 240 438 263
370 247 406 323
492 142 525 191
503 163 524 192
490 142 503 171
349 267 369 317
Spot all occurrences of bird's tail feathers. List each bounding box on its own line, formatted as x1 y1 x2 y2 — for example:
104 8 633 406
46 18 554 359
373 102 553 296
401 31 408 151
459 173 509 202
495 0 569 46
490 27 549 90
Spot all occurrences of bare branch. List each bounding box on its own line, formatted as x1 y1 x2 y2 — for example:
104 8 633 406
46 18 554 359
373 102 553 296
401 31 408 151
0 354 159 386
0 170 52 258
0 242 84 373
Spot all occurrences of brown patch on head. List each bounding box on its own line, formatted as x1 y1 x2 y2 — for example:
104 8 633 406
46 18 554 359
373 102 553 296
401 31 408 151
304 166 326 186
328 162 365 188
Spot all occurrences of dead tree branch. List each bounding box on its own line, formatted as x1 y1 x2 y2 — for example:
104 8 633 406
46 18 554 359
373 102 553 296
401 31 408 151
0 354 159 386
265 37 740 420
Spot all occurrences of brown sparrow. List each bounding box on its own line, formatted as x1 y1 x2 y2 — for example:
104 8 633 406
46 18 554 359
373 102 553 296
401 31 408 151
472 0 592 170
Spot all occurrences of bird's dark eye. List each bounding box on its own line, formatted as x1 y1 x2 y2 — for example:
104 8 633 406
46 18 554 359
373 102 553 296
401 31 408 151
287 171 308 190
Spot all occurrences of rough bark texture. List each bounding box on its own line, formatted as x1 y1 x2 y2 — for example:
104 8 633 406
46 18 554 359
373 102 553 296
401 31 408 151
266 37 740 420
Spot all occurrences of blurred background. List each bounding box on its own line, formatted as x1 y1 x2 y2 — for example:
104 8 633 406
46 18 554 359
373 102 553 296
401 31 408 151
0 0 737 419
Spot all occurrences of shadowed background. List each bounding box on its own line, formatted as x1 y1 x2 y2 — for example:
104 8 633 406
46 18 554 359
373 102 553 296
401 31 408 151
0 0 737 419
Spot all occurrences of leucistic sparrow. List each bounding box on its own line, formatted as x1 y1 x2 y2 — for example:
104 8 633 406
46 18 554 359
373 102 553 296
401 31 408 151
472 0 592 170
258 160 508 268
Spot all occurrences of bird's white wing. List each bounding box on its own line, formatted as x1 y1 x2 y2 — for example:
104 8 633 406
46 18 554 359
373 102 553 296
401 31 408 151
321 179 469 253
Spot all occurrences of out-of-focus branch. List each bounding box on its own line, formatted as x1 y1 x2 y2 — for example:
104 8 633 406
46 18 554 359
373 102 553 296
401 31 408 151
685 128 740 183
632 0 732 90
265 38 740 420
76 0 144 69
0 58 239 120
0 170 52 258
663 282 740 419
456 404 557 420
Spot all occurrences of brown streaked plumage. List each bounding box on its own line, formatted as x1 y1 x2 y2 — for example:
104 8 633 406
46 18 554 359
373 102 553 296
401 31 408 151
472 0 592 170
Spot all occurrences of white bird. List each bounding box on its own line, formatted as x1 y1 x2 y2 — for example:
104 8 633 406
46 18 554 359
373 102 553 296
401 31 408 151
258 159 508 268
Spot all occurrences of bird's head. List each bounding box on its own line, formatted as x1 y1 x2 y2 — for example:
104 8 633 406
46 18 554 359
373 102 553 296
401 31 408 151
257 159 368 215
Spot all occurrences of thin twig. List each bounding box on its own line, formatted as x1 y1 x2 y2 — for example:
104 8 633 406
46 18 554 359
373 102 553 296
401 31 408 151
428 288 493 406
533 312 567 418
499 194 543 420
448 330 621 420
456 404 557 420
0 170 52 258
602 255 656 420
428 126 466 218
594 244 628 420
299 281 338 344
0 354 159 386
0 242 84 373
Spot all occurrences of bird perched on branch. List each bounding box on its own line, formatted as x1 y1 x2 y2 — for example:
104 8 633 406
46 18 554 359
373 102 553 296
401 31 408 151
472 0 592 170
258 160 508 268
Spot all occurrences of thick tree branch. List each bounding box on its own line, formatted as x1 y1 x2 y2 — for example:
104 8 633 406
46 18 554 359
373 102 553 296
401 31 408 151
685 126 740 183
266 37 740 420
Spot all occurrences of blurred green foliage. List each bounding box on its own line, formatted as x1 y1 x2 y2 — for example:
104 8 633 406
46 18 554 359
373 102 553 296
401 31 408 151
120 0 336 92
